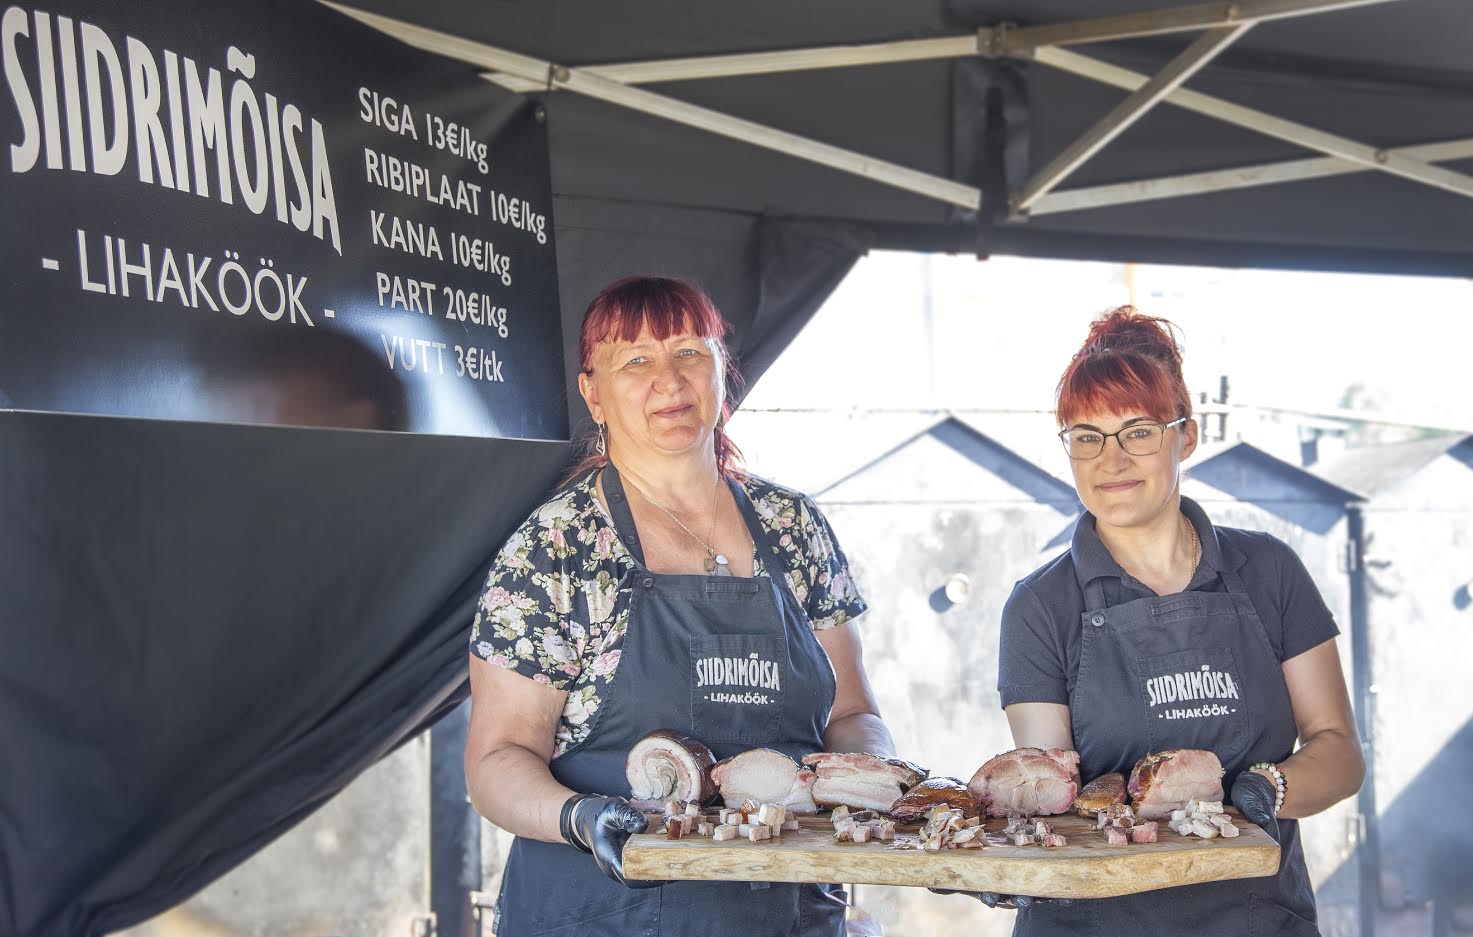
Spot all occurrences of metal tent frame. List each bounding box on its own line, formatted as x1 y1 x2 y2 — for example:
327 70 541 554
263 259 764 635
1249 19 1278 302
327 0 1473 228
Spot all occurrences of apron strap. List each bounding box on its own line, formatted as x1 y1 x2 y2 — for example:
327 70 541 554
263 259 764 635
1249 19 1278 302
1081 571 1110 613
599 464 794 600
1217 563 1250 596
728 478 791 578
598 464 648 569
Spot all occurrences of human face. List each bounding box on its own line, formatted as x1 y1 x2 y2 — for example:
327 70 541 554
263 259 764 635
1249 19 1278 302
578 322 725 461
1064 411 1198 530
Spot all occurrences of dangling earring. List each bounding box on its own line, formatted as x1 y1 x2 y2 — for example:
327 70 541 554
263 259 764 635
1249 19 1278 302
595 421 607 457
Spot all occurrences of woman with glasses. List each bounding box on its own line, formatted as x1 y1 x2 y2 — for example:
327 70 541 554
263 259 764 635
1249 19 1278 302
982 307 1363 936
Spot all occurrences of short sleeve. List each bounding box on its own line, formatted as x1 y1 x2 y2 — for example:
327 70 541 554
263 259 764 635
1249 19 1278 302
1272 537 1340 661
997 581 1070 707
791 495 868 631
469 505 590 690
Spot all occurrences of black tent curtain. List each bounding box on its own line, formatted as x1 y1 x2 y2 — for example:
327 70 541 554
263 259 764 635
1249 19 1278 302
0 204 865 937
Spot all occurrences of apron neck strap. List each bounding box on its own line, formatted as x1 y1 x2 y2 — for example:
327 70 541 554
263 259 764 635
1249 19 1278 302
599 463 646 568
1081 574 1110 612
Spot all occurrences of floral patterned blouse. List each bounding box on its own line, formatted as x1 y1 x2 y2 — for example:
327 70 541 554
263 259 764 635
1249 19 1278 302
470 470 868 757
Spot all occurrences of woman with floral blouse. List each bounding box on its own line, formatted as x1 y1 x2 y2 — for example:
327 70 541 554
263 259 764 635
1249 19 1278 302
465 275 898 937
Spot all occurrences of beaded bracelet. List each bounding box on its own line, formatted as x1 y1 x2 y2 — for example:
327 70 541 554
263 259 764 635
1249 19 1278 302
1248 761 1287 814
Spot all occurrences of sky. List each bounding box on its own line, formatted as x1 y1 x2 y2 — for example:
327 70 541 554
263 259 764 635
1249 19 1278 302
744 252 1473 436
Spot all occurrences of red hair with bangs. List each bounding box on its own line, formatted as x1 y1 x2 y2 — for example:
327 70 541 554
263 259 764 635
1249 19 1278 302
1056 306 1191 428
571 276 744 479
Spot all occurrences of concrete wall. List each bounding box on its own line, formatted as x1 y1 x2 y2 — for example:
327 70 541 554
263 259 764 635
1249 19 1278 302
111 737 431 937
1348 444 1473 937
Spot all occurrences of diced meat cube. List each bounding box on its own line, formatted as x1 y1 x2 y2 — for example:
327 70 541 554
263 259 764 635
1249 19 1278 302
712 824 738 841
757 804 786 826
852 825 872 843
697 822 715 836
1104 826 1129 846
1188 819 1220 839
749 825 771 842
783 818 800 831
1129 822 1158 844
1041 832 1068 848
665 819 684 840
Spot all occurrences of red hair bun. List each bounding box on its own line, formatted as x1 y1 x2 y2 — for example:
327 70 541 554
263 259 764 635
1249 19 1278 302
1056 306 1191 427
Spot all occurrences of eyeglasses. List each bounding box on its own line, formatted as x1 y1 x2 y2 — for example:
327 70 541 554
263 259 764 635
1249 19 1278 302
1059 417 1187 460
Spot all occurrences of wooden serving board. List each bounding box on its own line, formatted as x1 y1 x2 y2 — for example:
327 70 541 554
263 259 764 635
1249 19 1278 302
623 810 1278 899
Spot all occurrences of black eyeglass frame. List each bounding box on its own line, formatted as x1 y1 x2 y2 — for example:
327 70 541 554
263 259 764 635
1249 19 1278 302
1058 416 1189 460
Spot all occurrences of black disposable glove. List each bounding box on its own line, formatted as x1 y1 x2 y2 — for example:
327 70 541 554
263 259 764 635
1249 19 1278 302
562 794 668 888
1230 770 1281 843
929 888 1072 910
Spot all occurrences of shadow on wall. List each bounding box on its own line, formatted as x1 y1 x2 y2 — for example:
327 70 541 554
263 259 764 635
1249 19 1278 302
929 420 1079 516
1187 444 1353 535
1319 715 1473 932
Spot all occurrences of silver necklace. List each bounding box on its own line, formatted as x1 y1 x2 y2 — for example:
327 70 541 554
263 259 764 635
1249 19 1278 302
625 474 731 576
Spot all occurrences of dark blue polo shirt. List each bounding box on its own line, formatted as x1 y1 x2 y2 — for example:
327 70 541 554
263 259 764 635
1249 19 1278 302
998 497 1340 708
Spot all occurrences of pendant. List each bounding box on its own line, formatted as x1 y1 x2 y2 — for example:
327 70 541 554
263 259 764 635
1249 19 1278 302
706 553 732 576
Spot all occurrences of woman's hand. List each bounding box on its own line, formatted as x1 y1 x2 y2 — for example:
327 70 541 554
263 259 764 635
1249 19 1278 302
565 794 668 888
1228 770 1281 843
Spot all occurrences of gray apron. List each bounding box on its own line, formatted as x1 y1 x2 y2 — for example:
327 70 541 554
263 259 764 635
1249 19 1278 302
495 465 847 937
1016 536 1320 936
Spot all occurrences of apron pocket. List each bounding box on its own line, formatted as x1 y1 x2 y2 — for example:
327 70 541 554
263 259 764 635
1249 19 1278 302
532 890 661 936
691 632 786 746
1249 892 1320 937
1139 646 1250 761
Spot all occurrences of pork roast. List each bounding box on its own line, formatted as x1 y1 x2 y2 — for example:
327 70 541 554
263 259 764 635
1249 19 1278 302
967 747 1080 818
889 777 981 823
1073 772 1127 818
1127 749 1225 819
710 748 819 813
802 752 928 813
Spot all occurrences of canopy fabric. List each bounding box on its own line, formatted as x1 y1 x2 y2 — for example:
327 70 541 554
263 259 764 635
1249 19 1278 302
356 0 1473 274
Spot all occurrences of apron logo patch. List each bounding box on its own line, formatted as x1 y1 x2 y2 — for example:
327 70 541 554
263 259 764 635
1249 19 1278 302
1145 664 1240 720
696 651 782 705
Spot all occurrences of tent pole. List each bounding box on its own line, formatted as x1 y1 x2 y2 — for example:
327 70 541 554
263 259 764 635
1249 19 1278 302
1010 23 1251 216
983 0 1400 56
1031 46 1473 201
321 2 982 211
1032 137 1473 215
487 36 979 94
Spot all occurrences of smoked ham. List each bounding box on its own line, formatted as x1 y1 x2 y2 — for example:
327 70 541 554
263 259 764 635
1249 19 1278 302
1073 772 1127 818
967 748 1080 818
802 752 928 813
1128 749 1225 820
889 777 980 823
710 749 819 813
626 729 718 809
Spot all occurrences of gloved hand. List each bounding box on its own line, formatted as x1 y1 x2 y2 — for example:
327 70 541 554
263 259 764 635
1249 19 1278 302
562 794 668 888
1230 770 1281 843
929 888 1071 910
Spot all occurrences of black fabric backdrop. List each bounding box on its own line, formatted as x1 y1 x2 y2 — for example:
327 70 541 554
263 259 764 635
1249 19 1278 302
6 0 1473 933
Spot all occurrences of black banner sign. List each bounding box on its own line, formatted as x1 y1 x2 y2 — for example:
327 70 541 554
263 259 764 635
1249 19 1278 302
0 0 567 439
